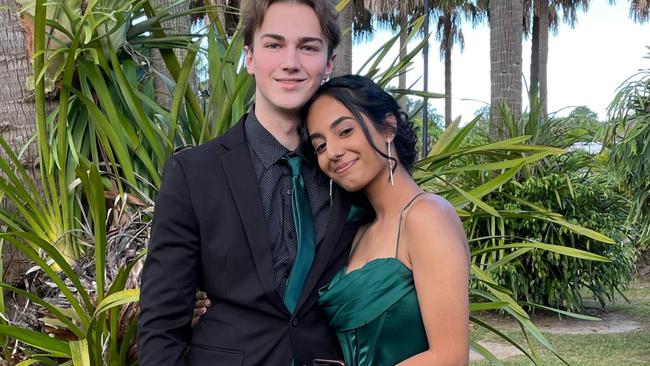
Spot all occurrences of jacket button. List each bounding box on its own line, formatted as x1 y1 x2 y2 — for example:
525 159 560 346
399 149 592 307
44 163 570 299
292 318 300 327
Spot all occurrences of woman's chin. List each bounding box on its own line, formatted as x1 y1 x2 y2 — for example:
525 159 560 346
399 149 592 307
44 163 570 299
334 179 363 193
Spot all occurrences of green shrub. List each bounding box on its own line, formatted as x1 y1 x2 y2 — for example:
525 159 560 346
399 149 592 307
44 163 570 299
607 55 650 249
490 165 636 311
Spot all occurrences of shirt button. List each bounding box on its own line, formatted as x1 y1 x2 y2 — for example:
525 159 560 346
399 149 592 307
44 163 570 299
286 189 291 195
292 318 300 327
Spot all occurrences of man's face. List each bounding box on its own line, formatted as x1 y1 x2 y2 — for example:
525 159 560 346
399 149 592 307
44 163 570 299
245 2 334 116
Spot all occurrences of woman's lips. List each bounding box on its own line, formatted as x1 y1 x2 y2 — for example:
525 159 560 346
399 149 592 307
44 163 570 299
335 159 357 175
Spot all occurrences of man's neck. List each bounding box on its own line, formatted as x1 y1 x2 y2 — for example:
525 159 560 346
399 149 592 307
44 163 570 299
253 104 302 151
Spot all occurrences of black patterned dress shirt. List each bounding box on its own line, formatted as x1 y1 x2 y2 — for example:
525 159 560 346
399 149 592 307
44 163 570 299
244 112 330 297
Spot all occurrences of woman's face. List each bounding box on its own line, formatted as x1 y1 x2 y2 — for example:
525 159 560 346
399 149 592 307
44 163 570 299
306 95 391 192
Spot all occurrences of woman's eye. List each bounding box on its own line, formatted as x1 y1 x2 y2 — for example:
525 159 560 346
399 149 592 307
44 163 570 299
314 143 326 154
339 127 353 137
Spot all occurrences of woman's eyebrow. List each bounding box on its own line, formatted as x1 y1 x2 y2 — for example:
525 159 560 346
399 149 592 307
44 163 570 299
309 116 354 140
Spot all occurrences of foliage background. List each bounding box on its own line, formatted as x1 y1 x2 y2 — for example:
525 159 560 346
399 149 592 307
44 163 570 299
0 0 646 365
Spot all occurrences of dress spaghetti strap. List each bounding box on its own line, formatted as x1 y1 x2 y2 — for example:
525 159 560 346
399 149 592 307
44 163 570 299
395 192 427 258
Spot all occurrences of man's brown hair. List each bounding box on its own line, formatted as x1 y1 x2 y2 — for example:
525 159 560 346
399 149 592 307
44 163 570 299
242 0 341 58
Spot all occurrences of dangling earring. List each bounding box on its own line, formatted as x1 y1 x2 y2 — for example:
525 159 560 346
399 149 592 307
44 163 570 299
387 141 394 186
329 178 334 209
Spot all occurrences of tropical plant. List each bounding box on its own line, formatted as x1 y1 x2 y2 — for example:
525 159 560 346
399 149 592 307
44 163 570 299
489 163 635 311
0 0 207 363
0 161 145 364
0 1 620 365
447 101 635 312
0 5 437 365
606 50 650 249
414 115 611 363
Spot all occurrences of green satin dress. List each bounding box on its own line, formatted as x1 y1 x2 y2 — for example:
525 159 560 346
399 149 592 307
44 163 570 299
318 193 429 366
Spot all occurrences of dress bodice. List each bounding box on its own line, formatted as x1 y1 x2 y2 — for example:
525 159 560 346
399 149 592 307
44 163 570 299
318 257 429 366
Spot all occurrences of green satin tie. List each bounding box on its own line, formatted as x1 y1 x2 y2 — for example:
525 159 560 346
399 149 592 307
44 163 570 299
282 154 316 313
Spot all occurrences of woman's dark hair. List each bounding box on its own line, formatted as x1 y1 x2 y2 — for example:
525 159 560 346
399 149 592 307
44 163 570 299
301 74 418 172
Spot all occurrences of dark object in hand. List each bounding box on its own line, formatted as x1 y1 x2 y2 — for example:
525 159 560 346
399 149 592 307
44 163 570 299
313 359 345 366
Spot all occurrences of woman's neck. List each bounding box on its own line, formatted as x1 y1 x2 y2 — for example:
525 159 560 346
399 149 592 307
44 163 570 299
363 165 423 222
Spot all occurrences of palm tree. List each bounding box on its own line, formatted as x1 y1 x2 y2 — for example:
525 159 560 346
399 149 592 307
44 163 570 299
527 0 647 121
630 0 650 22
151 0 193 108
435 1 482 127
526 0 588 120
361 0 425 103
333 1 355 75
0 0 46 283
489 0 524 139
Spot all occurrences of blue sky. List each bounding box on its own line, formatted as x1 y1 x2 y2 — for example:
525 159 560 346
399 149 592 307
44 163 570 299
352 1 650 122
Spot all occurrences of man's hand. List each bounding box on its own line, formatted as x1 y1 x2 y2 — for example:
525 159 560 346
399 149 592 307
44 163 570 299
191 291 212 327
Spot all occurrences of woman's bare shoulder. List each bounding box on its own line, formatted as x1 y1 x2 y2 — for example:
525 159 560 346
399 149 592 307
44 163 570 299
404 193 468 258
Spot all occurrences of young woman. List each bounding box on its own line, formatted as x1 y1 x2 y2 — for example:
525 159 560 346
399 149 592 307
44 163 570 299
194 75 470 365
304 75 470 366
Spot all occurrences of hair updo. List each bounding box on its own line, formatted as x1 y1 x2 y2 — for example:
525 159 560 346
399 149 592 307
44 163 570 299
302 74 418 172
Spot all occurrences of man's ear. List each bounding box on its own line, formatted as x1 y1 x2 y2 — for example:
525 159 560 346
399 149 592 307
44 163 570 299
325 53 336 77
244 45 255 75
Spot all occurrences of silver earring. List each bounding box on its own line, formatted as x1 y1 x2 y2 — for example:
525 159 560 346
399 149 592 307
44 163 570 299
329 178 334 209
387 141 394 186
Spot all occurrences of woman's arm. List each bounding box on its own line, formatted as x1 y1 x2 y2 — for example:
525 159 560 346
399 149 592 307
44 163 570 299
398 195 470 366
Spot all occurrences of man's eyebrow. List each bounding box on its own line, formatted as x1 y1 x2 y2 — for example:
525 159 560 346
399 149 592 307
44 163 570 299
258 35 323 44
309 116 354 140
259 33 285 41
298 36 324 44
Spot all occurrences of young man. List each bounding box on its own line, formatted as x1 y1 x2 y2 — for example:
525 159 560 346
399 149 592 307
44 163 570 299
137 1 358 365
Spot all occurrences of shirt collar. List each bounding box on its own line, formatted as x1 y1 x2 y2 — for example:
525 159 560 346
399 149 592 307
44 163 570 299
244 111 311 170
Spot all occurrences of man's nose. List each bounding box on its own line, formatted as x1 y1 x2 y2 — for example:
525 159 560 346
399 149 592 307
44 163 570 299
281 47 300 71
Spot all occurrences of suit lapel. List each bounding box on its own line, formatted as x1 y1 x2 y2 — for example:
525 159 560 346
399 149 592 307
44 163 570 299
295 185 350 312
220 119 289 315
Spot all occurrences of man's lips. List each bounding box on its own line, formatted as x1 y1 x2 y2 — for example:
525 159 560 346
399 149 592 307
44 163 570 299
335 159 357 175
275 78 306 87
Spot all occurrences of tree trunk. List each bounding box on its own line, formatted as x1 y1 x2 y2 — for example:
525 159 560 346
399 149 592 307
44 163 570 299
538 0 549 119
443 12 452 127
530 0 539 99
489 0 523 139
215 0 226 28
151 0 193 109
398 13 408 112
0 0 41 284
333 2 353 76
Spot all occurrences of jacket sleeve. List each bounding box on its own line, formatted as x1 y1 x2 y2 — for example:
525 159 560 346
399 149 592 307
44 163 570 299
137 155 201 366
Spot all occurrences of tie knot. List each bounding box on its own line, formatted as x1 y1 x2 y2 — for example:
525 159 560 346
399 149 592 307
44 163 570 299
282 154 302 177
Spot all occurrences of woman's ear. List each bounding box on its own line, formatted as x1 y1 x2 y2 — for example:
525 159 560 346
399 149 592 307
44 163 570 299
384 113 398 141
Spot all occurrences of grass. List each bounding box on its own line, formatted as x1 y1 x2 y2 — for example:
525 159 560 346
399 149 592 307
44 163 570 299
470 278 650 365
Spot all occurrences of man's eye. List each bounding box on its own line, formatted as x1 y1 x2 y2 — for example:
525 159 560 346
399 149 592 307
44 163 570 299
265 43 280 49
302 45 319 52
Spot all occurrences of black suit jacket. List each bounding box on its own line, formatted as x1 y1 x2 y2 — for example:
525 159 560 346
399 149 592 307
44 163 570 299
137 117 358 366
